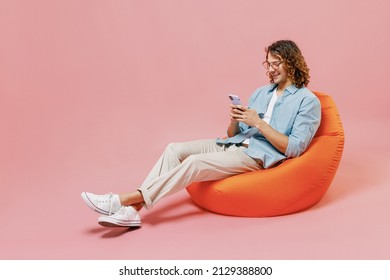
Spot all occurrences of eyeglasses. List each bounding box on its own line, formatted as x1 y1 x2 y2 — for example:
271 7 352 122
262 60 283 70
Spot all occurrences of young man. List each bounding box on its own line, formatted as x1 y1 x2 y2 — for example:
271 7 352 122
81 40 321 227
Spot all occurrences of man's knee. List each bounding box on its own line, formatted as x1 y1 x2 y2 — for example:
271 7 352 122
165 142 189 161
182 154 204 170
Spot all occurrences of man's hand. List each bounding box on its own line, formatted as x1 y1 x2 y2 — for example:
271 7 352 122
230 104 262 127
227 104 242 137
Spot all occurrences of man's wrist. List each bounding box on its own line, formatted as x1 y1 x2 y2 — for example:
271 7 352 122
230 119 239 125
255 120 266 131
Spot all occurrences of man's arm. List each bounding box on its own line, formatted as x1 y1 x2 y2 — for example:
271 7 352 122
255 120 289 154
284 97 321 158
227 119 240 137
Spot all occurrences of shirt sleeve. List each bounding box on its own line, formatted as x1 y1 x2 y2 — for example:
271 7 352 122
285 95 321 158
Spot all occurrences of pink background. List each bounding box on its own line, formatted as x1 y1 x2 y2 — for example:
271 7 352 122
1 0 389 259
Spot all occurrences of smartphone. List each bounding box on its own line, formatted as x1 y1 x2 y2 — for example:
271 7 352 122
228 94 241 105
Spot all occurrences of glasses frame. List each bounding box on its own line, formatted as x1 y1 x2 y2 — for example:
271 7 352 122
262 60 283 70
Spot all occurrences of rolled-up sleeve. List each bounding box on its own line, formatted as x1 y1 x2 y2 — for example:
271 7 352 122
285 96 321 158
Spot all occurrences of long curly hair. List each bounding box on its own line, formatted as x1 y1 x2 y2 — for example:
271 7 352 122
265 40 310 88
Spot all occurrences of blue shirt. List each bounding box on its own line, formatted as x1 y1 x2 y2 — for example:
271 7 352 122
217 84 321 168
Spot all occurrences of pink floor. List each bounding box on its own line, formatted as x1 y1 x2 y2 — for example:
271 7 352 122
1 0 390 260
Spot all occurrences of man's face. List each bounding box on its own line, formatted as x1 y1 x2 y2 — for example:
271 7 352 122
266 52 291 88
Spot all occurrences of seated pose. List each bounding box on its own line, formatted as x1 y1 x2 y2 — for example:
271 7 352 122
81 40 321 227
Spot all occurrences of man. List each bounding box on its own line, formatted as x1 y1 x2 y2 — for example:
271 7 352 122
81 40 321 227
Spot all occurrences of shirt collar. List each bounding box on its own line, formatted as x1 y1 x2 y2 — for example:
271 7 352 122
267 83 301 95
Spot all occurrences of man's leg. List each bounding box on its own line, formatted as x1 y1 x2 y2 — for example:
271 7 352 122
140 139 224 186
83 139 223 214
118 139 224 208
139 145 262 209
87 144 262 227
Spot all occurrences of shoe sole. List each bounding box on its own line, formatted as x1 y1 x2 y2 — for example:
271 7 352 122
98 219 142 228
81 192 109 215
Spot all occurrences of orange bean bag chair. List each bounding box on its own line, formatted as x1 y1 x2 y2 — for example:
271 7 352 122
186 92 345 217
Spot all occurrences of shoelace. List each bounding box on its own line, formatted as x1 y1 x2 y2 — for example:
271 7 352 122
107 193 117 216
99 192 116 216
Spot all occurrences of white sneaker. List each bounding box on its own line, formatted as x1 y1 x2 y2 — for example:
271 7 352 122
81 192 121 216
98 206 142 227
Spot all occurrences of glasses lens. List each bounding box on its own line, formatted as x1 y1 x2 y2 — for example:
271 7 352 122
264 61 282 70
273 61 282 69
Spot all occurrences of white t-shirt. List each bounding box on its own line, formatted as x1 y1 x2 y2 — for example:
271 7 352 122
263 89 278 125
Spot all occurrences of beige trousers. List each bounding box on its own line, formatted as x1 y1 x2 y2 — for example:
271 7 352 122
138 139 262 209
